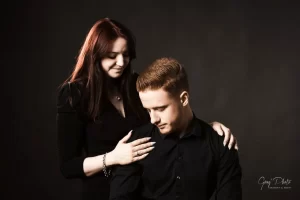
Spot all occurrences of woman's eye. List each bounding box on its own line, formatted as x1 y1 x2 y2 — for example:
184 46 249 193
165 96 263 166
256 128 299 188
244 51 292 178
107 54 116 59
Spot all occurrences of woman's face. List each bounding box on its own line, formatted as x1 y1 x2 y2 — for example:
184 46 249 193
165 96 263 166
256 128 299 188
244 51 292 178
101 37 130 79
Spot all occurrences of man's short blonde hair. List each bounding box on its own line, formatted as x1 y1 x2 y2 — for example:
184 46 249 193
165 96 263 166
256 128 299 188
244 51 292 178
136 57 189 96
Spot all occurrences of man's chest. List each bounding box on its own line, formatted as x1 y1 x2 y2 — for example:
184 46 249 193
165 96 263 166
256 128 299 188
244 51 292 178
140 137 217 186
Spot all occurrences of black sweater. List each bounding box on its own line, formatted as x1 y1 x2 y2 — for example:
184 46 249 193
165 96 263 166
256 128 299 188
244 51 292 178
56 75 148 200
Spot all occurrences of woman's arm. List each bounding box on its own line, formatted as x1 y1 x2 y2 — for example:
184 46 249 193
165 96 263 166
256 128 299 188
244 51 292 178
56 82 87 178
57 83 154 178
83 131 154 177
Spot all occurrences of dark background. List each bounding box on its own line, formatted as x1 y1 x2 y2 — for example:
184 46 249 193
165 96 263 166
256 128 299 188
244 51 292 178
4 0 299 199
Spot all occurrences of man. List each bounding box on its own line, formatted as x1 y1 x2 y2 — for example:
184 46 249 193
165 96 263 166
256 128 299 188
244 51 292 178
110 57 242 200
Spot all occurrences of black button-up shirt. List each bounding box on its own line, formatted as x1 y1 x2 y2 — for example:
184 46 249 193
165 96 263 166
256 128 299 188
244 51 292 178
110 116 242 200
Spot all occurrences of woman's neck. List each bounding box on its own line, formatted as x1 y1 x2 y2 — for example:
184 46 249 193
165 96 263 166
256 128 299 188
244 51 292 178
105 76 123 100
105 77 121 90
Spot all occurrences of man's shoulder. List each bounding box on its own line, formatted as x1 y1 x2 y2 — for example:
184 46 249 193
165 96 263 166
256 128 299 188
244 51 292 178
194 117 224 153
194 118 217 137
129 123 156 142
195 118 213 130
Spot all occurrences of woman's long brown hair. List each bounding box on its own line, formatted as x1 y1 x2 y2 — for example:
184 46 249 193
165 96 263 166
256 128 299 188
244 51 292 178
62 18 147 121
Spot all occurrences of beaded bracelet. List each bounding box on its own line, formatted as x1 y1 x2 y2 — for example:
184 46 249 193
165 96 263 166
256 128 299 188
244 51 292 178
103 153 111 177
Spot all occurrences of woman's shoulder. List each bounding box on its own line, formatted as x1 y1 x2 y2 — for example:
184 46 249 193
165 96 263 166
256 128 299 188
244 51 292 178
56 81 85 111
129 71 140 90
131 71 139 81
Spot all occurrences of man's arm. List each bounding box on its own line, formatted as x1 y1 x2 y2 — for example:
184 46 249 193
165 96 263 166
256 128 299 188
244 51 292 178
109 159 142 200
215 135 242 200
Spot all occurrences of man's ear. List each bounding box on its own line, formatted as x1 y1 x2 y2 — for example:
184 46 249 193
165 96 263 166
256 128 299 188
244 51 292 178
179 91 189 106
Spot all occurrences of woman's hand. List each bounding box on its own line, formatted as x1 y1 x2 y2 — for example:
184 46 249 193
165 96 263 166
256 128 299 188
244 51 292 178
111 130 155 165
210 122 238 150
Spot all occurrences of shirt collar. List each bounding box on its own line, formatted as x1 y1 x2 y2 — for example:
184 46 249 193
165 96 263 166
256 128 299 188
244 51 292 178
157 112 203 140
181 112 203 138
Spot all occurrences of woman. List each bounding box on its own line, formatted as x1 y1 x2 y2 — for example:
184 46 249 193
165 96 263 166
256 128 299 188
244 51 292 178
56 18 238 200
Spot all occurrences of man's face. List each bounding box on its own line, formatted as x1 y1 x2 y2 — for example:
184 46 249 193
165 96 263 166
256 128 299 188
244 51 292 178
139 88 183 135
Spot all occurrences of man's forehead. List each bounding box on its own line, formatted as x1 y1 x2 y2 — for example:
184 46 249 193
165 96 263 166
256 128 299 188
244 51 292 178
139 88 168 98
139 89 169 106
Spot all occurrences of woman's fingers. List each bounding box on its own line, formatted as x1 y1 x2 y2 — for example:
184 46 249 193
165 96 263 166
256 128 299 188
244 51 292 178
133 142 155 152
228 134 235 149
235 142 239 150
119 130 133 143
211 122 224 136
130 137 151 146
128 137 155 163
132 153 149 162
222 127 231 146
134 146 154 156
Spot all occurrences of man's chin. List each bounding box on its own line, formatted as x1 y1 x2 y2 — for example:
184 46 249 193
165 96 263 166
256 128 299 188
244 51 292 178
158 127 172 135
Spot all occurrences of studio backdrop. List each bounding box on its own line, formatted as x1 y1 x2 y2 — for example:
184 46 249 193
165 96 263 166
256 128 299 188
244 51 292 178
5 1 299 200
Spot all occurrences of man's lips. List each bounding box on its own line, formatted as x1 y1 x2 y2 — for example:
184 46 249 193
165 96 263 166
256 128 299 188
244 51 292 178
157 124 166 129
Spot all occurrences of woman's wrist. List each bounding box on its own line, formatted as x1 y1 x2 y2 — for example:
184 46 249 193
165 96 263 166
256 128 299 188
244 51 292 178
104 151 118 166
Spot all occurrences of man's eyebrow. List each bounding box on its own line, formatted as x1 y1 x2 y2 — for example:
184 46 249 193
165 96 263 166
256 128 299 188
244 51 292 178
152 105 167 110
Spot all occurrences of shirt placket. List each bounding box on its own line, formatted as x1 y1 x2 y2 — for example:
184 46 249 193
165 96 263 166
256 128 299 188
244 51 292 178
175 140 184 199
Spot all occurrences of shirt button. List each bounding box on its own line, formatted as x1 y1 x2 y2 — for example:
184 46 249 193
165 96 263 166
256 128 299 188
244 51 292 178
177 176 181 180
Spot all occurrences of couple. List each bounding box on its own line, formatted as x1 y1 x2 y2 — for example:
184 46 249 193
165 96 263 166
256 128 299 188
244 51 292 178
57 18 241 200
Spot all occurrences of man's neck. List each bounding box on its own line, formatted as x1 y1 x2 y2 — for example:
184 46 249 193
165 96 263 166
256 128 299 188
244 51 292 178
178 108 194 138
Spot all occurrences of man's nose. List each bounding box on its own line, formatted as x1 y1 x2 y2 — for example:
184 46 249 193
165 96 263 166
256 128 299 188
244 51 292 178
150 111 160 125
